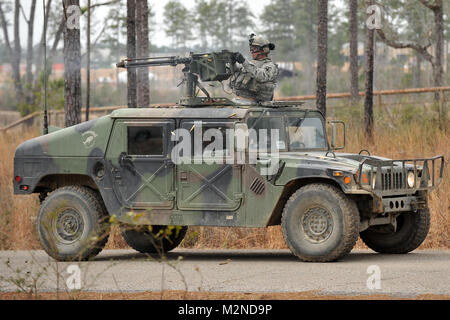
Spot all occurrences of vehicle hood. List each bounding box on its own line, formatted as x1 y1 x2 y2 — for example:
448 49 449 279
14 116 114 158
274 151 391 174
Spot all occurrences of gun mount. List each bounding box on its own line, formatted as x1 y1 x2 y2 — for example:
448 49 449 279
117 50 237 107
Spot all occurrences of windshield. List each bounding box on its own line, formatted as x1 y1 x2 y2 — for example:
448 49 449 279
287 117 327 150
247 116 287 152
246 113 327 152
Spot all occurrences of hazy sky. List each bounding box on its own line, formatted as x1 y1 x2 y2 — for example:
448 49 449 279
10 0 273 47
10 0 347 48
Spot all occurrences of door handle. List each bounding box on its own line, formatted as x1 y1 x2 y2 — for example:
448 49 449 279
119 152 136 175
165 161 175 169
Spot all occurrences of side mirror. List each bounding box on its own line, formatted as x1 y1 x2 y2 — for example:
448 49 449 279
329 120 346 150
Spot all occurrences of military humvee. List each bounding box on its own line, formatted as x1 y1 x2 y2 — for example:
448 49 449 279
13 52 444 262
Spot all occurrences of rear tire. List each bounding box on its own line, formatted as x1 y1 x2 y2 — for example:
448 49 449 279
360 209 430 254
122 225 188 254
37 186 110 261
281 184 360 262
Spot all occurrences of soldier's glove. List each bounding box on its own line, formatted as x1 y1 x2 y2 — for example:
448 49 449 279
234 52 245 64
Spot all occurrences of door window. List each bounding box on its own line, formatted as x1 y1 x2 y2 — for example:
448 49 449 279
127 126 164 156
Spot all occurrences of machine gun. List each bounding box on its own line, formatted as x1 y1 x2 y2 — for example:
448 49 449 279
117 50 237 107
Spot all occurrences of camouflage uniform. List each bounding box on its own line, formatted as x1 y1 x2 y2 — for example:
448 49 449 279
230 58 279 102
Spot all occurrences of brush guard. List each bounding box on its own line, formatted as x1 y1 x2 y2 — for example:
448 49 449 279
356 156 445 197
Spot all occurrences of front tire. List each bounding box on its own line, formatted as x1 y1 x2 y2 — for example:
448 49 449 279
122 225 188 254
281 184 360 262
360 209 430 254
37 186 110 261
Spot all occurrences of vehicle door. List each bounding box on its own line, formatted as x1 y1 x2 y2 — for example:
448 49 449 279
106 119 176 209
176 120 243 211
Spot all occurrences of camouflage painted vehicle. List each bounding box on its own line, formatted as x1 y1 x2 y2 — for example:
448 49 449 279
13 101 444 262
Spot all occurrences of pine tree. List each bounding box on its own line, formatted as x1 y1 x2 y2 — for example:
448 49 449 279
349 0 359 102
364 0 375 143
164 0 193 50
127 0 137 108
136 0 150 108
63 0 82 127
316 0 328 117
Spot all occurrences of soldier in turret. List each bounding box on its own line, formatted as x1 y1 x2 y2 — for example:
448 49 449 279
230 34 279 102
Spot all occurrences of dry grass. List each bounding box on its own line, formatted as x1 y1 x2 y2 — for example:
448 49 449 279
0 102 448 251
0 127 41 250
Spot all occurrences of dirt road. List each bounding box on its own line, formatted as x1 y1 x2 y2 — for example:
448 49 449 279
0 249 448 298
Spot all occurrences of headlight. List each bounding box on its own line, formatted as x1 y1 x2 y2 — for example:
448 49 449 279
407 171 415 188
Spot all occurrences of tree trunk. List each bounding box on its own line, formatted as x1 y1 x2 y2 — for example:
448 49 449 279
13 0 23 104
349 0 359 102
364 1 375 143
25 0 37 104
86 0 91 122
127 0 137 109
136 0 150 108
316 0 328 118
63 0 82 127
433 0 443 101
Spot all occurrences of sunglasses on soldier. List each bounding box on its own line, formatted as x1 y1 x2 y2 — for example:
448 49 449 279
250 46 263 53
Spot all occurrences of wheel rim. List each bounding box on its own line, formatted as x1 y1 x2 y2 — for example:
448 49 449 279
302 207 334 243
53 209 85 244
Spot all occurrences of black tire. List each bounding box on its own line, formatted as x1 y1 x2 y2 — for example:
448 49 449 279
37 186 110 261
281 184 360 262
360 209 430 254
122 225 188 254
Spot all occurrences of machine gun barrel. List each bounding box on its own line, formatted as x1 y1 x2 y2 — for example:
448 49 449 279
116 56 191 69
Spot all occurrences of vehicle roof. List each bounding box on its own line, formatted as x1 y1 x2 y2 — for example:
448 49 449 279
110 104 319 120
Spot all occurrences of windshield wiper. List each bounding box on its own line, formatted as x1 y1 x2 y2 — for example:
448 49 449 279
249 109 268 130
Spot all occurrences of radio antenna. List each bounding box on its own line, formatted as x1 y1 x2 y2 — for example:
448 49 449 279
42 0 48 135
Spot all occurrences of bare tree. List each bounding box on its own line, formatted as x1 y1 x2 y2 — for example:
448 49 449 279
127 0 137 109
136 0 150 108
24 0 37 104
364 0 375 143
0 0 24 105
377 0 445 102
316 0 328 117
63 0 82 127
0 1 22 104
13 0 23 104
349 0 359 102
